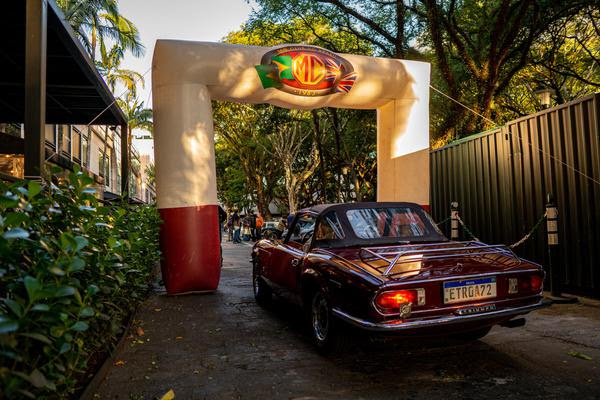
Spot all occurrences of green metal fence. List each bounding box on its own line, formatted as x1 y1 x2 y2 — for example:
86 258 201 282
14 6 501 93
430 93 600 297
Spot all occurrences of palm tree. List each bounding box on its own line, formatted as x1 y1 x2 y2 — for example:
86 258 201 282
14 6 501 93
97 42 144 96
57 0 144 61
117 92 153 134
116 91 152 196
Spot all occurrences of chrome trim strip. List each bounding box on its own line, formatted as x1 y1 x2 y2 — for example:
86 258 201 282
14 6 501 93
332 299 551 332
409 293 541 315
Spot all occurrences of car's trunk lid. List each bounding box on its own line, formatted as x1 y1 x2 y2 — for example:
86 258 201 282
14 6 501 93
325 241 530 282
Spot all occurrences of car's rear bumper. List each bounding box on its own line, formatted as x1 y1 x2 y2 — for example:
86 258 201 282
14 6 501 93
332 299 551 332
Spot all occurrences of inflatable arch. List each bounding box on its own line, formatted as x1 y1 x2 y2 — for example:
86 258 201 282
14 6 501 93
152 41 430 294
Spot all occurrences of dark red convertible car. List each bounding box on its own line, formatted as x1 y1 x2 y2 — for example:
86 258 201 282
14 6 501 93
251 202 549 352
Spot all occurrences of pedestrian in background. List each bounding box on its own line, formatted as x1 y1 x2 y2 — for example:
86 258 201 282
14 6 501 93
226 211 233 241
232 209 241 243
287 213 295 228
250 212 257 241
218 205 226 242
256 213 264 240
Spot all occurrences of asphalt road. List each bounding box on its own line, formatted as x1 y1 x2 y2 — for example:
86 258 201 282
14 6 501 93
91 240 600 400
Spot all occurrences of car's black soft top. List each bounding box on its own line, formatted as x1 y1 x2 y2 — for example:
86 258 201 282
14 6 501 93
298 202 424 216
292 202 448 248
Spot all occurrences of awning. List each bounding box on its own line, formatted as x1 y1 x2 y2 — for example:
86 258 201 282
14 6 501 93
0 1 127 126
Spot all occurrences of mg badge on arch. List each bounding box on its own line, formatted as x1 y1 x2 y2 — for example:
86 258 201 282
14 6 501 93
255 45 357 96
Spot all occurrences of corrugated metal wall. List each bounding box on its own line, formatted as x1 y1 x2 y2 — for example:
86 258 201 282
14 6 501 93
430 93 600 297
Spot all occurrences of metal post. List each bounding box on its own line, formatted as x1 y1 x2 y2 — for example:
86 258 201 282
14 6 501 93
24 0 48 181
546 193 561 297
120 124 129 200
451 201 459 240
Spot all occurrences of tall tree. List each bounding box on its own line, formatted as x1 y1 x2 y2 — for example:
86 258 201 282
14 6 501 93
213 102 281 217
267 119 321 213
497 6 600 118
97 43 144 96
117 92 153 134
253 0 598 139
57 0 144 61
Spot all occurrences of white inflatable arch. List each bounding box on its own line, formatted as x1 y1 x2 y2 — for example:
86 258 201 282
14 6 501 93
152 41 430 294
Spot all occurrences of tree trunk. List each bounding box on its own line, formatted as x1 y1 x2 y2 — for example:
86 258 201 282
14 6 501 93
287 181 297 214
91 26 97 61
350 166 362 202
329 108 344 202
255 174 270 218
394 0 406 58
311 110 328 203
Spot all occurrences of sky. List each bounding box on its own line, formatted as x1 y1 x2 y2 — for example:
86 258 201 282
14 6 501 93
117 0 255 157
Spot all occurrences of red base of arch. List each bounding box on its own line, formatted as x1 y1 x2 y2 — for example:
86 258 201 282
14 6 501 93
159 205 221 294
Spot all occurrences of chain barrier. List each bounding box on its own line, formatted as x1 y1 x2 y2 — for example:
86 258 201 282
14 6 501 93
455 215 480 242
436 211 547 249
509 212 547 249
436 216 451 226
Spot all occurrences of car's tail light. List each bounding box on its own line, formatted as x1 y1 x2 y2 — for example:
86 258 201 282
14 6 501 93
518 274 544 293
530 275 543 292
375 289 425 316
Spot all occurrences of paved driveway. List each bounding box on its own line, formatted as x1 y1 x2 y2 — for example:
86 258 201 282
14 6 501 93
91 240 600 400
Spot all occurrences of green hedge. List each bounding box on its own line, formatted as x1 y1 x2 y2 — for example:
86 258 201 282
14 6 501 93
0 168 161 399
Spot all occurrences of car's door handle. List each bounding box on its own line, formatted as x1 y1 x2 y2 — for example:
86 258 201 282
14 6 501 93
291 259 299 267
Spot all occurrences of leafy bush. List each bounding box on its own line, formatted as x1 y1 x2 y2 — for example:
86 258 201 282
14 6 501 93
0 168 161 398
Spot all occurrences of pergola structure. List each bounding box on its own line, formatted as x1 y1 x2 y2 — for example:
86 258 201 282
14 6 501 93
0 0 128 191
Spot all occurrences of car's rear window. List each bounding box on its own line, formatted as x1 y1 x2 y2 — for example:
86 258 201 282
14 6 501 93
346 207 431 239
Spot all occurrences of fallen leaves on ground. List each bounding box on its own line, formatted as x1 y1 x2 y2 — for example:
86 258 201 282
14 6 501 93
175 336 183 340
568 351 592 361
154 308 162 312
114 360 126 366
136 327 145 336
160 389 175 400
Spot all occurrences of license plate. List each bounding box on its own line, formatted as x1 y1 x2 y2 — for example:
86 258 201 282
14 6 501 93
443 277 496 304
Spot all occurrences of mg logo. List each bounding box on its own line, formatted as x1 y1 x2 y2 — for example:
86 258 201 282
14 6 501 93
292 54 326 85
255 45 357 96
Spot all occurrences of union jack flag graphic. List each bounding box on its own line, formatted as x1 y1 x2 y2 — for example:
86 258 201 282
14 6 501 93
334 72 357 93
325 58 341 82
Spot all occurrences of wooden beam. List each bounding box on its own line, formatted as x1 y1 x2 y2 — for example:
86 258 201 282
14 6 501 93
24 0 47 180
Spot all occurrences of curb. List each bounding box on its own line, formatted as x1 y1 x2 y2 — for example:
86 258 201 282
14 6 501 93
79 264 160 400
79 306 139 400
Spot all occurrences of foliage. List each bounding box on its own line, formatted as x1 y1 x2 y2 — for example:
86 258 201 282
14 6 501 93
0 168 161 399
97 42 144 97
498 6 600 119
214 20 378 213
266 111 321 213
213 102 281 216
57 0 144 61
117 92 153 134
251 0 600 142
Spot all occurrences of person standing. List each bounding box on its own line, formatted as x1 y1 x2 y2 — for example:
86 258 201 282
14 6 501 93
250 212 257 241
226 211 233 242
232 210 241 243
218 205 227 242
255 213 264 240
287 212 295 228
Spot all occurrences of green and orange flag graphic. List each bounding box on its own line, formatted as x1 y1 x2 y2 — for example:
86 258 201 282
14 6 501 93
255 55 293 88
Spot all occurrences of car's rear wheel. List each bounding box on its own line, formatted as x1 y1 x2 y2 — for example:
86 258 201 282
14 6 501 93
309 290 348 354
252 259 271 306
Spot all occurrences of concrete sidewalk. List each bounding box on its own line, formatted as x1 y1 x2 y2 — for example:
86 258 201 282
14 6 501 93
90 240 600 400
